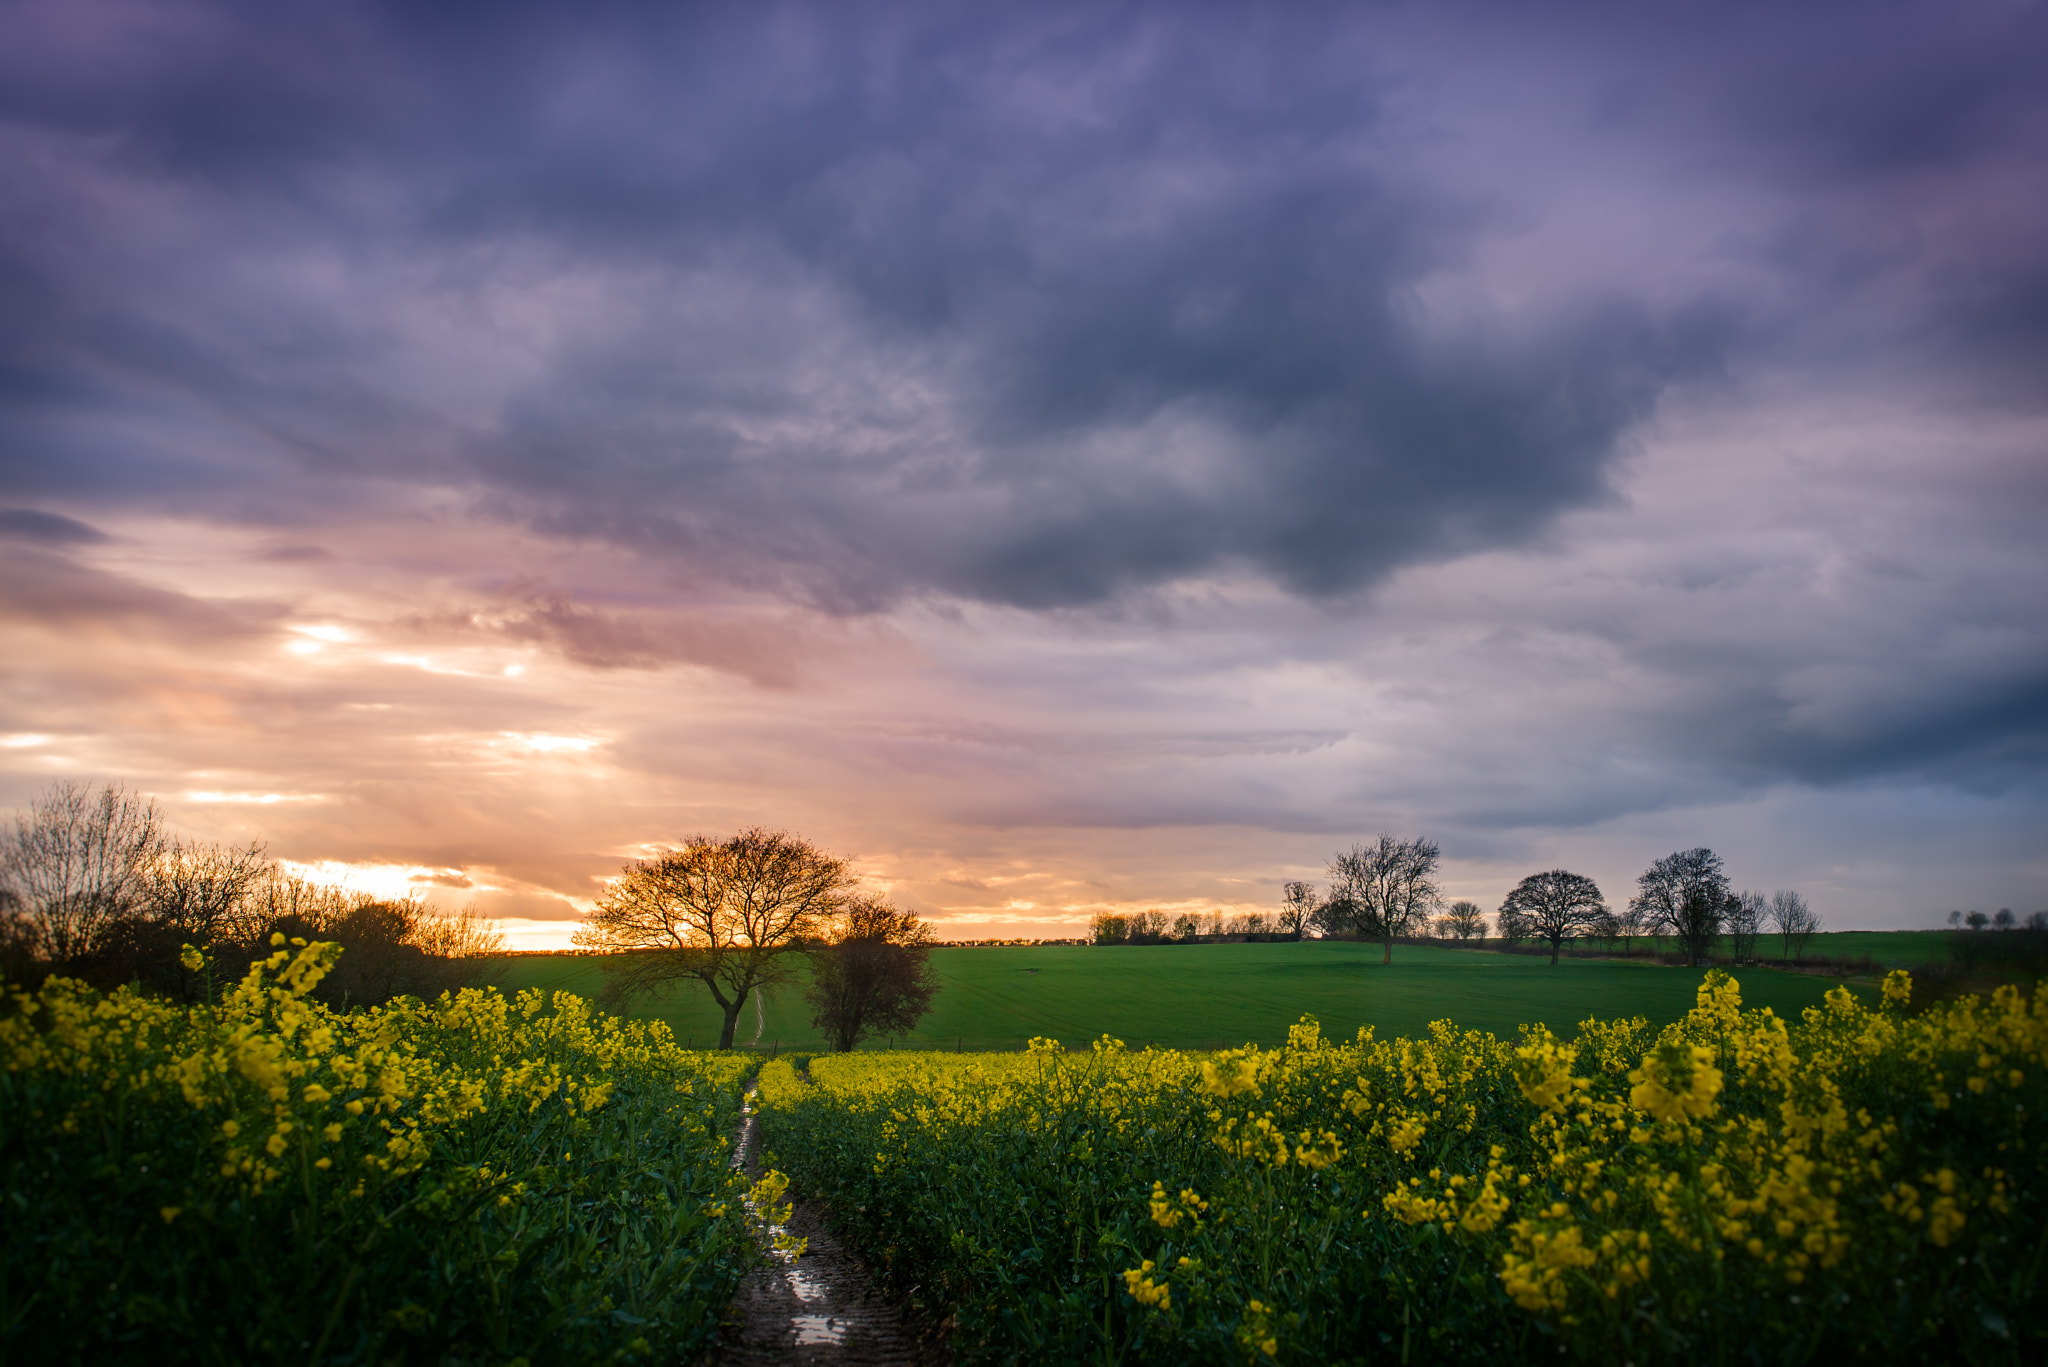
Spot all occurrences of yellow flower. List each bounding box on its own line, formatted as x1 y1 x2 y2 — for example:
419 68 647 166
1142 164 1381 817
1122 1261 1171 1309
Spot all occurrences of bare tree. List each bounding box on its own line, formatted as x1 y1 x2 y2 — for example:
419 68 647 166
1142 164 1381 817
1725 890 1766 963
1440 899 1487 941
1768 890 1821 961
575 828 858 1048
1129 909 1169 942
1607 899 1647 955
0 781 164 965
1630 848 1730 967
1498 870 1607 966
141 837 271 948
1279 882 1316 940
410 901 509 959
1318 835 1442 964
1171 911 1202 941
805 896 939 1051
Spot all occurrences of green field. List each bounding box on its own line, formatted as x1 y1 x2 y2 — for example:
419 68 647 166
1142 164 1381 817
490 941 1875 1051
1774 928 1954 964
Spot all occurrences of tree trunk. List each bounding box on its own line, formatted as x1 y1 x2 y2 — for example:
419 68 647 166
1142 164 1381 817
1550 938 1561 966
718 997 745 1049
1382 932 1393 965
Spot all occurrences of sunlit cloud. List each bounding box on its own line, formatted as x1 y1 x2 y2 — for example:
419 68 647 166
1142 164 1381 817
184 791 327 805
496 733 605 754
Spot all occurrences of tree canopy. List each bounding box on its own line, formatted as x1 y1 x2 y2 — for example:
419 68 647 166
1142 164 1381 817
1498 869 1606 965
1315 835 1442 964
1629 847 1731 966
805 896 938 1052
575 827 857 1048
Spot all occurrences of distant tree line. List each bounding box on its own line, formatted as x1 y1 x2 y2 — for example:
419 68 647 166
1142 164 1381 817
1942 906 2048 977
1259 837 1827 968
1087 907 1300 946
0 780 504 1007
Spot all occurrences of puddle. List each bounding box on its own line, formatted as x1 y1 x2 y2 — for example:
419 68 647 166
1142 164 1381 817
791 1315 847 1346
785 1267 829 1303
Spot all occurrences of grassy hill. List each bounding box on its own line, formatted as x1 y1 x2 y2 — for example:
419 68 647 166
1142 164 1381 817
489 940 1880 1052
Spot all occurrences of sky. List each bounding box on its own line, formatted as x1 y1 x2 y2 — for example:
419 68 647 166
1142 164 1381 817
2 0 2044 949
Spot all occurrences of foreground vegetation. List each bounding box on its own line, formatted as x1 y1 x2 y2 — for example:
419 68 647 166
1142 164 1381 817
1 939 765 1363
755 971 2044 1362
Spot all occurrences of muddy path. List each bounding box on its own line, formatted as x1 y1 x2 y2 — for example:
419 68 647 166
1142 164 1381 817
706 1087 950 1367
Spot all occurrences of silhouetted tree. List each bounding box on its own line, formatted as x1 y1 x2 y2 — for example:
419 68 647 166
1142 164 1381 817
1316 835 1442 964
576 828 857 1048
0 780 163 971
1724 891 1767 963
1090 912 1130 945
1441 899 1487 941
1499 870 1607 965
1128 909 1169 943
1631 848 1731 966
806 897 938 1051
1279 882 1316 940
1608 899 1648 955
1768 889 1821 961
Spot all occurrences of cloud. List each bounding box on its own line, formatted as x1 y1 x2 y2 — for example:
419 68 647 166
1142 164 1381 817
0 0 2042 929
0 1 1747 611
0 507 108 544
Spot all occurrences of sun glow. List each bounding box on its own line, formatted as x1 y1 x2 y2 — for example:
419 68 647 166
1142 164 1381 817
184 791 325 805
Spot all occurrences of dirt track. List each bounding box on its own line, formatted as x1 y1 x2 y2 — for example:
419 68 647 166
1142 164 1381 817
706 1091 949 1367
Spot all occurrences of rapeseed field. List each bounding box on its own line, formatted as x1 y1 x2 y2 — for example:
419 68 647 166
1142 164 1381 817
1 936 769 1362
756 971 2043 1363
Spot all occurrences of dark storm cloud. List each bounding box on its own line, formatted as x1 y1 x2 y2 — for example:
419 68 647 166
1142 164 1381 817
1 0 2045 815
0 0 1750 606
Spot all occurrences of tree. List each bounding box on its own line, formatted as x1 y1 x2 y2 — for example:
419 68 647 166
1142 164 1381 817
1128 909 1169 942
1089 912 1130 945
1495 904 1528 946
1725 890 1766 963
0 780 164 966
1278 882 1316 940
1498 870 1607 966
1994 908 2016 932
1440 899 1487 941
1317 835 1442 965
142 836 271 950
1768 890 1821 961
1171 912 1202 942
575 828 857 1049
1630 848 1730 967
1607 899 1647 955
805 896 938 1051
